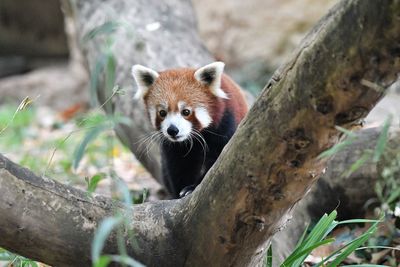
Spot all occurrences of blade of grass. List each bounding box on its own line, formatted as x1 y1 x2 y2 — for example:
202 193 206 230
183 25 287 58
87 174 105 194
109 255 145 267
282 211 337 267
93 255 112 267
373 115 392 162
92 216 123 263
281 238 335 267
73 124 108 170
385 187 400 204
318 139 354 159
336 218 380 225
335 126 357 138
83 21 121 42
264 245 272 267
293 224 309 250
342 151 371 177
315 219 380 267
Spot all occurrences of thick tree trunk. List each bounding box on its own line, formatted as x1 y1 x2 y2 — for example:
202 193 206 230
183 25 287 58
1 0 399 266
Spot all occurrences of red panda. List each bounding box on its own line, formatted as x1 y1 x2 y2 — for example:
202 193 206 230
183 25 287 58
132 62 248 198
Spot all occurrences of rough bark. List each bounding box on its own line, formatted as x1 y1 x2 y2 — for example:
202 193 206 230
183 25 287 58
0 153 180 267
1 0 400 266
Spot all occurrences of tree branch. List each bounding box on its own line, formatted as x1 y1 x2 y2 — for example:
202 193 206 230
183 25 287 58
0 153 181 267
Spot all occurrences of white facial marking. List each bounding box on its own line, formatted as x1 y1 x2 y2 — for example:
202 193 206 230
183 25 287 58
178 101 186 111
148 107 157 128
161 113 192 142
195 107 212 128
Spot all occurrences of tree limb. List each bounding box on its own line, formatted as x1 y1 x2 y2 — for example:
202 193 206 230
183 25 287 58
0 153 181 267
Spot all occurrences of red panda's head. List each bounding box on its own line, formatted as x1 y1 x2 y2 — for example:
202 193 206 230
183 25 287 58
132 62 228 142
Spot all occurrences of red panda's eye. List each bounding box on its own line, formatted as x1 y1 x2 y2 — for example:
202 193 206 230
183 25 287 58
181 109 191 116
159 110 167 118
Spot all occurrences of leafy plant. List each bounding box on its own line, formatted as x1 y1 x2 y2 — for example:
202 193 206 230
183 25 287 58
91 179 144 267
0 247 40 267
0 101 36 148
265 211 383 267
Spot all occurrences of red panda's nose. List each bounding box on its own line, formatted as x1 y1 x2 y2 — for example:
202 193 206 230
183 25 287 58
167 125 179 137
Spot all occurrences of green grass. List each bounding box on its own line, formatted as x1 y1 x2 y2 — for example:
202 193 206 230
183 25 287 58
265 211 383 267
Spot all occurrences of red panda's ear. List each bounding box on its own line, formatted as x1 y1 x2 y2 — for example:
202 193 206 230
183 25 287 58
131 65 159 99
194 62 229 99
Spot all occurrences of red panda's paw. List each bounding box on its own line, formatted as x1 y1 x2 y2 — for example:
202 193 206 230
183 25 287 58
179 184 196 198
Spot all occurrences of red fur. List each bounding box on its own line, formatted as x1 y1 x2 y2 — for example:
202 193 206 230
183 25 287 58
143 68 248 130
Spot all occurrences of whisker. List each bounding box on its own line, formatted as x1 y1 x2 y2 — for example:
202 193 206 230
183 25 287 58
136 131 162 159
191 129 208 167
203 129 227 138
183 135 194 157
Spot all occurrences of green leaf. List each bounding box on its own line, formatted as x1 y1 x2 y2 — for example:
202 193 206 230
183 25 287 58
141 188 149 203
93 255 112 267
342 265 389 267
335 125 357 138
104 52 116 113
73 124 108 170
385 187 400 205
281 238 335 267
293 224 309 251
329 232 374 266
116 179 133 206
83 21 121 42
318 139 354 159
0 252 14 261
87 174 105 194
315 219 380 267
90 53 108 107
109 255 145 267
336 219 380 225
342 151 372 177
373 115 392 162
92 216 123 264
281 211 337 267
264 245 272 267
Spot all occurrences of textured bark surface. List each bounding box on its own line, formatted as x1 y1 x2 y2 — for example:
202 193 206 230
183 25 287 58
1 0 399 266
0 153 181 267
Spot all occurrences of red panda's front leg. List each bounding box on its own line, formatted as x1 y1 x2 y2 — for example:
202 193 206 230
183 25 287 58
161 144 204 199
